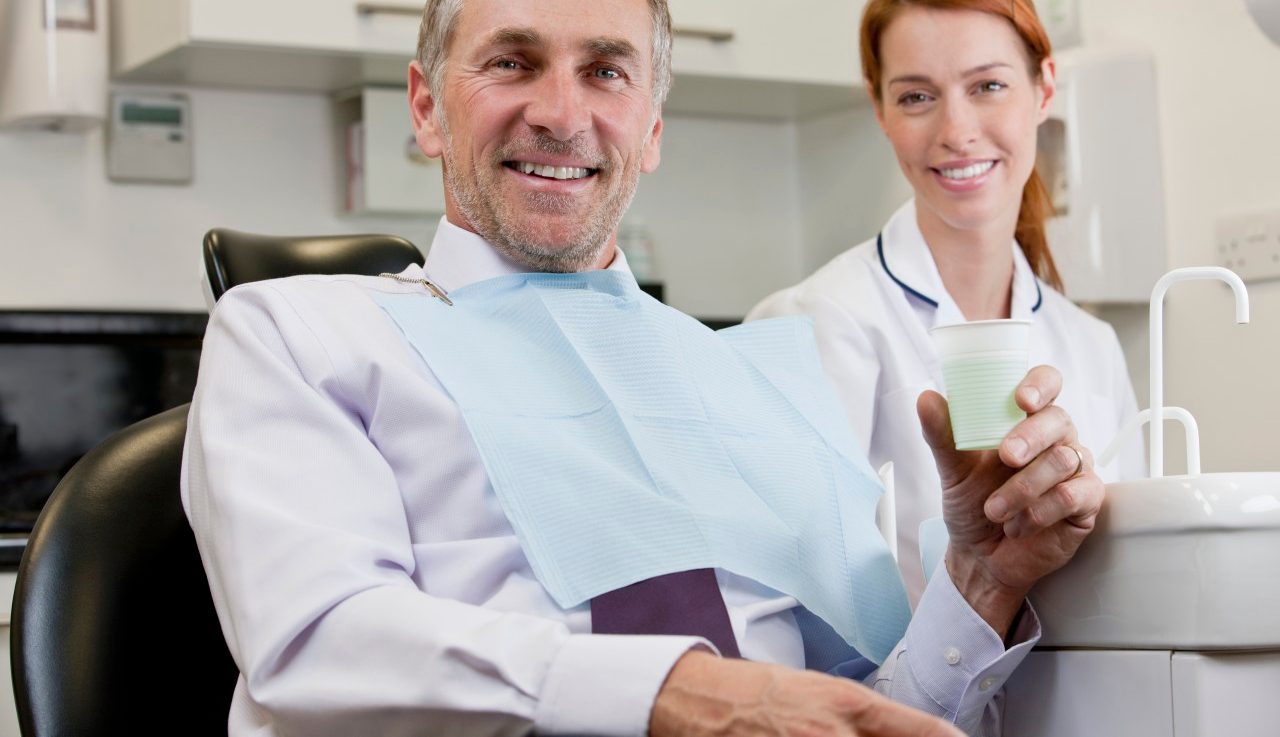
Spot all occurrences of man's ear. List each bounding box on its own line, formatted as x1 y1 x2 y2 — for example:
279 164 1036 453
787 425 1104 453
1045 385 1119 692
640 110 663 173
409 61 445 159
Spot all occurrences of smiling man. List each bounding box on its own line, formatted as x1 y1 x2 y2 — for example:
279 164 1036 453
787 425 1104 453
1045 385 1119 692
183 0 1105 735
415 0 661 273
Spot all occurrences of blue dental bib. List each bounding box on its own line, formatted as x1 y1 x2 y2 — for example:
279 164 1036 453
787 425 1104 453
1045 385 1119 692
373 270 909 663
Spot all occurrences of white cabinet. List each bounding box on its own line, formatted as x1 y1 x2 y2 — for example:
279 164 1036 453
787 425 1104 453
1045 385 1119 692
669 2 862 88
112 0 422 94
111 0 869 120
1004 649 1280 737
335 87 445 215
188 0 422 55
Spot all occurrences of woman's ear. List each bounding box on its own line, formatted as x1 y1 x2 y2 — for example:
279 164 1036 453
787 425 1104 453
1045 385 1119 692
1035 57 1057 123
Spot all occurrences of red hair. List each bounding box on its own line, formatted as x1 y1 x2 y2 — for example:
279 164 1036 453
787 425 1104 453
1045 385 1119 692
860 0 1064 292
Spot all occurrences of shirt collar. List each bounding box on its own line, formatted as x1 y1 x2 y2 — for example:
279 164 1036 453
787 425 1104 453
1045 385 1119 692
408 216 631 292
878 199 1042 327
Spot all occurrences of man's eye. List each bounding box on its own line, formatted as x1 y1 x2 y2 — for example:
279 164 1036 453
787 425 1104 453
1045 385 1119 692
594 67 622 80
494 58 522 70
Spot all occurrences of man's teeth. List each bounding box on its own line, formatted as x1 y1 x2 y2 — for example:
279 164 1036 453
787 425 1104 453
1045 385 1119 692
939 161 995 180
516 162 592 180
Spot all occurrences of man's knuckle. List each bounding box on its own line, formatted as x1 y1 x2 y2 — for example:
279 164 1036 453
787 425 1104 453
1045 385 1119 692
1010 475 1035 501
1053 444 1078 474
826 682 863 713
1055 482 1079 511
1025 503 1049 529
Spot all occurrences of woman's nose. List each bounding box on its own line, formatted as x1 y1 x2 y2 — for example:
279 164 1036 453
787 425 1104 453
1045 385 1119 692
937 100 981 152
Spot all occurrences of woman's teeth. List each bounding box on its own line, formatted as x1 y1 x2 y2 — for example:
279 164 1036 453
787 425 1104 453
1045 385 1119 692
938 161 995 180
515 162 592 180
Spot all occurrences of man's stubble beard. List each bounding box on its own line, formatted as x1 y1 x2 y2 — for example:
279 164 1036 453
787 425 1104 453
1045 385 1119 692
438 110 643 274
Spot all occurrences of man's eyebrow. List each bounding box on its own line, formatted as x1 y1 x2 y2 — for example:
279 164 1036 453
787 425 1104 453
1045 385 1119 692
586 37 641 61
886 62 1014 87
487 27 543 48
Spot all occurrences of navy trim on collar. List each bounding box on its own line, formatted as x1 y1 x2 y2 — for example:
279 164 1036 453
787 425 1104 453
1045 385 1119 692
877 233 939 308
878 231 1045 314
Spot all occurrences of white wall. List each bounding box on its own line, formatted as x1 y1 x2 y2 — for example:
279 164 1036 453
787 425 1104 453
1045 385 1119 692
628 114 806 319
0 86 433 312
794 103 912 277
1079 0 1280 472
0 86 805 319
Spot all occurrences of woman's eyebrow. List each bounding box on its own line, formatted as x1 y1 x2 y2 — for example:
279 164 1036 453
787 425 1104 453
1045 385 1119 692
887 62 1014 86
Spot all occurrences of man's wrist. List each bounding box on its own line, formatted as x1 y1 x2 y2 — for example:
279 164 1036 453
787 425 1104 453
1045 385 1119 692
944 546 1028 639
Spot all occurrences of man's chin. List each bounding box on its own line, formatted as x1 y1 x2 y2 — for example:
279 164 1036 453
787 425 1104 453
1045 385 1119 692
487 217 609 273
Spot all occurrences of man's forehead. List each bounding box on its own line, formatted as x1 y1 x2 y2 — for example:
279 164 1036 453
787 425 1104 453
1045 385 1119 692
453 0 653 52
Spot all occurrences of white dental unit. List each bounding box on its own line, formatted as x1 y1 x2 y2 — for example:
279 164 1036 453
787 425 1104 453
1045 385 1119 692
1001 267 1280 735
1000 5 1280 731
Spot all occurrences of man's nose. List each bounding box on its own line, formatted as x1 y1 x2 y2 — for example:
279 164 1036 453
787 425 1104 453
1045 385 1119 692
523 68 592 141
938 99 980 152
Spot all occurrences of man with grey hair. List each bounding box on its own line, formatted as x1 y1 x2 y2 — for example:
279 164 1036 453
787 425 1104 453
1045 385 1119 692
184 0 1103 735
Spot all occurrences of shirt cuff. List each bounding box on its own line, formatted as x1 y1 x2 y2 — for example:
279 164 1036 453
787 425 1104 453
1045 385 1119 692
533 633 710 736
903 569 1042 720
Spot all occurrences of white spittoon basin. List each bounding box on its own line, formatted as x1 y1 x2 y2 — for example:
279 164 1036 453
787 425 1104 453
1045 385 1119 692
1030 471 1280 650
1032 266 1277 651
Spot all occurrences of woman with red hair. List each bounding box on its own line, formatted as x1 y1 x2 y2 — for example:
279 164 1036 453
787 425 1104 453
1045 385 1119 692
750 0 1144 603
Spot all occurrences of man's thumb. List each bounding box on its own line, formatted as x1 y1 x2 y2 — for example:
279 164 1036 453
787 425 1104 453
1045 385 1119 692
916 389 955 455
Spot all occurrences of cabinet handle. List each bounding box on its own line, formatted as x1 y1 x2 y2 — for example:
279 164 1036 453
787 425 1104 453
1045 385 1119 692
674 26 735 43
355 7 734 43
354 6 734 44
355 2 422 18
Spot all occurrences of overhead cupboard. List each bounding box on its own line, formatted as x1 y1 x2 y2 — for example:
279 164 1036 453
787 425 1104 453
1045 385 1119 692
111 0 868 120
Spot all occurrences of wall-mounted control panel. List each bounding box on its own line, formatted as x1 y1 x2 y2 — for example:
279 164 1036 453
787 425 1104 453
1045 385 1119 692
1217 209 1280 284
106 92 192 184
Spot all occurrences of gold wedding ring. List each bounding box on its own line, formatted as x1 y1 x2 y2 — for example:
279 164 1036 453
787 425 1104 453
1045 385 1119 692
1068 445 1085 478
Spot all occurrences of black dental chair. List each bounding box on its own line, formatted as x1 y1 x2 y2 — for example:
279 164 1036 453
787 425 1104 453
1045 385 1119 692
10 230 424 736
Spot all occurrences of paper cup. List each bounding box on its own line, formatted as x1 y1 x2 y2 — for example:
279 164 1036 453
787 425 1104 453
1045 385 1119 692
931 320 1031 451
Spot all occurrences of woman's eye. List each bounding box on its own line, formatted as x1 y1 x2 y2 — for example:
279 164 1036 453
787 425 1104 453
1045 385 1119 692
898 92 931 106
977 80 1007 93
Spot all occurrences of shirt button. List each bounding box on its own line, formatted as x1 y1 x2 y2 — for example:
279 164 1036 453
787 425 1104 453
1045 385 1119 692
943 646 962 666
979 676 998 691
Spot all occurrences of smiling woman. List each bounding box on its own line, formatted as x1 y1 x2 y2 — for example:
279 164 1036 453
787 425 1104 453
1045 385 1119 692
748 0 1146 603
862 0 1060 291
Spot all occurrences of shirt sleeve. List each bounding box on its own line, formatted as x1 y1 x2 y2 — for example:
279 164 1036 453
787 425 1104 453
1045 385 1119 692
853 569 1040 736
182 284 704 737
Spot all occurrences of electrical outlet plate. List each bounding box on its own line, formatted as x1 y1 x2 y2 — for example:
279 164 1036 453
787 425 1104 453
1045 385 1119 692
1216 209 1280 283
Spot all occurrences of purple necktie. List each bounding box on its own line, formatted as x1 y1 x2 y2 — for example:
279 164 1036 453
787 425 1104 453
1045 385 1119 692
591 568 742 658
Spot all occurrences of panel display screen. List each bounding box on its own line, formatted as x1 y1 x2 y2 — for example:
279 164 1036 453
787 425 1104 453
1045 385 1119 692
121 102 183 126
0 312 206 563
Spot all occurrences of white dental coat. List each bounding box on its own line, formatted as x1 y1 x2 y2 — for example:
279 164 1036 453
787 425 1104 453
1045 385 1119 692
748 200 1146 603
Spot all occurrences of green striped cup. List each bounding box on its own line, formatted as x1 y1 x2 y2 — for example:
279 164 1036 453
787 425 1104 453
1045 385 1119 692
931 320 1031 451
